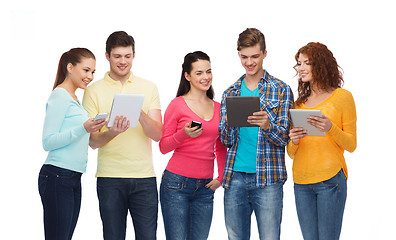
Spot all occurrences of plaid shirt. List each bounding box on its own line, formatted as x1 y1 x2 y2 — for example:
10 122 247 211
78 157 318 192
219 70 293 188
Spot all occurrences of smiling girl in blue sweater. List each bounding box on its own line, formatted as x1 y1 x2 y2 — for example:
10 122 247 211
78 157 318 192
38 48 105 240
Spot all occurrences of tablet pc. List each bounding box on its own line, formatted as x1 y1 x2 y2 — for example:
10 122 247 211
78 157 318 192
108 94 145 128
289 109 326 136
226 96 260 127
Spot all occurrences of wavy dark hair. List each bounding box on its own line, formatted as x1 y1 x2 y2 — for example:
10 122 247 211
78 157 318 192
176 51 214 99
53 48 95 90
294 42 343 106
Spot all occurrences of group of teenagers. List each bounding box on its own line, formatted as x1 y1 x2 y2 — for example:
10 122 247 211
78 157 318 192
38 28 357 240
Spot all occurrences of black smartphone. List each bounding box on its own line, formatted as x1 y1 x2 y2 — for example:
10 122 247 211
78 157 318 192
191 121 202 129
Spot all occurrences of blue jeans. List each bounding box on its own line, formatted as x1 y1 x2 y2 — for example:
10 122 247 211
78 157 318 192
38 164 82 240
97 177 158 240
160 170 215 240
224 171 283 240
294 170 347 240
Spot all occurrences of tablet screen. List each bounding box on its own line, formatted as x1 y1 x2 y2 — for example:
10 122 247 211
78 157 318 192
226 96 260 127
289 109 326 136
108 94 145 128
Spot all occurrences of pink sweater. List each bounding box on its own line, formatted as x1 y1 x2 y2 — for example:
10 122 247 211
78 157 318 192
159 97 227 182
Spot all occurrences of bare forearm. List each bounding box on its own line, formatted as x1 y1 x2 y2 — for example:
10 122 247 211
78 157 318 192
139 110 163 142
89 116 130 149
143 122 162 142
89 131 117 149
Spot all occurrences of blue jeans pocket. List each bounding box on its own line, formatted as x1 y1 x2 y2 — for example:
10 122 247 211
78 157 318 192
163 175 184 192
38 174 49 197
207 186 215 193
321 170 344 187
39 164 81 193
54 168 81 190
56 168 77 179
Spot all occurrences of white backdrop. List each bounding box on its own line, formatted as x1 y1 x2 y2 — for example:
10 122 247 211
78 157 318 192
1 0 395 239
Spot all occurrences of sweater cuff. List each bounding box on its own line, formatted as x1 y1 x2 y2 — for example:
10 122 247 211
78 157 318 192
327 123 339 136
288 140 299 151
77 124 89 135
216 176 223 184
173 128 190 143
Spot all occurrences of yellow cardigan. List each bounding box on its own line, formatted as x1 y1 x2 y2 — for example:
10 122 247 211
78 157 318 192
287 88 357 184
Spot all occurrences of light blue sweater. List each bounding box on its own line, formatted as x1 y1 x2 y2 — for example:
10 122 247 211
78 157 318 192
42 88 90 173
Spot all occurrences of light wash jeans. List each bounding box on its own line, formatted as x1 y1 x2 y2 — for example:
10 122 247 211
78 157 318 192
224 171 284 240
294 170 347 240
160 170 215 240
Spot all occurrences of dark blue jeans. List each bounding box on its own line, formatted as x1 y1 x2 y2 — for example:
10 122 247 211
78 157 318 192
160 170 215 240
38 164 82 240
294 170 347 240
97 177 158 240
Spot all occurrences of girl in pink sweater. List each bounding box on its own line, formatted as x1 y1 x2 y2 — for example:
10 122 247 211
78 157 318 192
159 51 226 239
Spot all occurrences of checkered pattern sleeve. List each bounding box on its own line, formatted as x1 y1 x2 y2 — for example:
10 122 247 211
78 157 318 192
261 84 294 147
219 91 238 148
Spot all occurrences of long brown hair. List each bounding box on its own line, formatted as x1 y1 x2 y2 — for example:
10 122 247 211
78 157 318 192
53 48 95 90
176 51 214 99
294 42 343 106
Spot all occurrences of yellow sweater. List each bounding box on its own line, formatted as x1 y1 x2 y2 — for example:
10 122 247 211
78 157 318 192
287 88 357 184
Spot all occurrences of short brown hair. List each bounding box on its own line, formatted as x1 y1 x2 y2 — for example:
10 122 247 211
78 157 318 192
237 28 266 52
106 31 135 56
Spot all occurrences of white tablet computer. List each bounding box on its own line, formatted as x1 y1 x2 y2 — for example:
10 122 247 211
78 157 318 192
289 109 326 136
226 96 260 127
108 94 145 128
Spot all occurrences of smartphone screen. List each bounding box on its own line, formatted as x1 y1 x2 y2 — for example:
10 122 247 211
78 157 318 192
94 113 108 121
191 121 202 129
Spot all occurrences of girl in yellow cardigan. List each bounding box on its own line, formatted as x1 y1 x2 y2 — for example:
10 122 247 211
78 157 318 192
287 42 357 240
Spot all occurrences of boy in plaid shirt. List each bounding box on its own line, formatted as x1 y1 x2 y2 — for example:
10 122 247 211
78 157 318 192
219 28 293 240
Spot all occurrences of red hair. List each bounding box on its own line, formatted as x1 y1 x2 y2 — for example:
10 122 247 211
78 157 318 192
294 42 343 105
